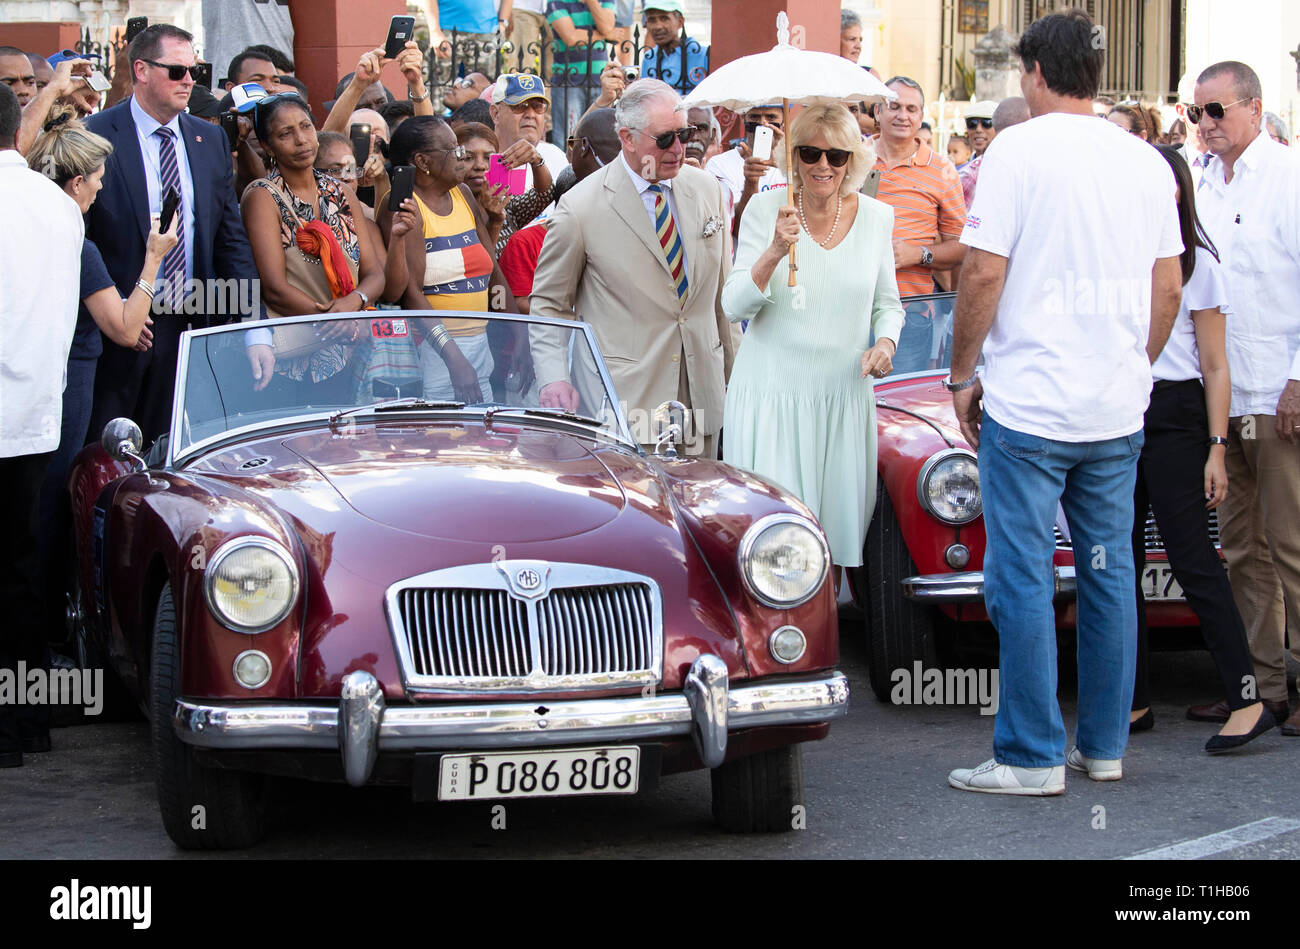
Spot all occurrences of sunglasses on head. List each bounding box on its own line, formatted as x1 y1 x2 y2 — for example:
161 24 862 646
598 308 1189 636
143 60 203 82
1185 98 1250 125
637 126 693 149
965 117 993 130
796 145 851 167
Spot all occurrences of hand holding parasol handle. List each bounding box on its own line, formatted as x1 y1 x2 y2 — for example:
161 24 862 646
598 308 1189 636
784 97 798 287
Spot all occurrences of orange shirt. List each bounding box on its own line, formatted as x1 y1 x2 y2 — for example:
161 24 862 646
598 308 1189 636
874 141 967 297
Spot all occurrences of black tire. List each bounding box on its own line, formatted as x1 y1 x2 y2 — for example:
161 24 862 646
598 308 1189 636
67 568 138 723
862 489 938 702
710 744 804 833
151 586 270 849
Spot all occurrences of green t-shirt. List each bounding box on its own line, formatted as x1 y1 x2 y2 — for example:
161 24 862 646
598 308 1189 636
546 0 615 75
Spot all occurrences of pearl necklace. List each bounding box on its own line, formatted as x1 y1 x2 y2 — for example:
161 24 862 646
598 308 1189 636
798 190 843 247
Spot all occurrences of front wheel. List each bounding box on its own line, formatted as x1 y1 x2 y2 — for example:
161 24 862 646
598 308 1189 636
710 745 804 833
151 585 270 849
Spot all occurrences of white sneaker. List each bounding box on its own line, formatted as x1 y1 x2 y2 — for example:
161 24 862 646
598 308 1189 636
1066 746 1122 781
948 758 1065 796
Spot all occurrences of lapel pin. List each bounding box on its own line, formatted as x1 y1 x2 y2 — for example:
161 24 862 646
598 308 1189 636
195 135 203 143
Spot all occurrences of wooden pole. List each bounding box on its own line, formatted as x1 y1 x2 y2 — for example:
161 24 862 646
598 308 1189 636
784 97 798 287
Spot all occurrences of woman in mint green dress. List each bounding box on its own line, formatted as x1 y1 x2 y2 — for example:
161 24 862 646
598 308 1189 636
722 104 904 569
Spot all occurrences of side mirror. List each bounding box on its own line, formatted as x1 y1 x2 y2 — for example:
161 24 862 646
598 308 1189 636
101 418 145 471
652 400 686 460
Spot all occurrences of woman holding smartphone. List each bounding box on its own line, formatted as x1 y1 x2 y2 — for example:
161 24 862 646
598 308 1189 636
1129 145 1274 753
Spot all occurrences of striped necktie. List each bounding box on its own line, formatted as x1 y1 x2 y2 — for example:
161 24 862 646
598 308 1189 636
154 126 186 309
647 183 687 305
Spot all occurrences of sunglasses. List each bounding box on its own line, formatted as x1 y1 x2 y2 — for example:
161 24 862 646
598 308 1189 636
796 145 851 167
965 117 993 130
144 59 202 82
566 136 608 166
1185 98 1250 124
636 127 693 149
507 98 548 114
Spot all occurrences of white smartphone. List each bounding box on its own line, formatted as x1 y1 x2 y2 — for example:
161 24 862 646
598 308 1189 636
752 124 774 162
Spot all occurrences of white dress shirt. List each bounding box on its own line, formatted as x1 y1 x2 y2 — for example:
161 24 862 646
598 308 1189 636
131 95 196 285
1196 130 1300 416
0 150 84 457
620 152 689 282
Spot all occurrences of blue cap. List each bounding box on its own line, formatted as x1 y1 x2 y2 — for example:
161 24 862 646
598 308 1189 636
492 73 549 106
47 48 92 68
229 82 269 113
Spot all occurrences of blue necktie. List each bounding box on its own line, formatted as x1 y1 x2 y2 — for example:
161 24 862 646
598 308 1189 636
154 127 186 309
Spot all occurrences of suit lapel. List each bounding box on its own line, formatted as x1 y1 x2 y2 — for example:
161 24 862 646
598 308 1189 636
606 164 674 280
179 113 207 267
114 100 151 243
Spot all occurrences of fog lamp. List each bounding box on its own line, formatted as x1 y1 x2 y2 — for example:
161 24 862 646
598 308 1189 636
769 625 807 664
233 650 272 689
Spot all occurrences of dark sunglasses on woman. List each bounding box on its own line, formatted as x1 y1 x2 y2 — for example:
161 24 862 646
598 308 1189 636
965 117 993 130
1184 98 1249 124
795 145 851 167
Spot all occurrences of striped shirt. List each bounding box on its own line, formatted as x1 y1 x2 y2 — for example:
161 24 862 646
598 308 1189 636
416 188 493 337
874 140 967 297
546 0 614 75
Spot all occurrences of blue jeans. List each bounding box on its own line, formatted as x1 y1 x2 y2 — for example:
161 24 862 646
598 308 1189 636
891 309 933 373
979 414 1143 767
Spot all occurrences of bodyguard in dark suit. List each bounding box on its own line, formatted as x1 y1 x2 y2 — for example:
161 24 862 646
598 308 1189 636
86 24 260 445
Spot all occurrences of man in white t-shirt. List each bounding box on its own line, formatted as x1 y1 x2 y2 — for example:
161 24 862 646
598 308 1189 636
1186 61 1300 736
704 104 787 234
945 10 1184 795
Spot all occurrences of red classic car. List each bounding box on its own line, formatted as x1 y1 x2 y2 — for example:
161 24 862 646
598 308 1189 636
848 292 1216 700
70 312 847 849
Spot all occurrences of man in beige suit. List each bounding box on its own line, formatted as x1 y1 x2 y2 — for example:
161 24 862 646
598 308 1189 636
529 78 739 458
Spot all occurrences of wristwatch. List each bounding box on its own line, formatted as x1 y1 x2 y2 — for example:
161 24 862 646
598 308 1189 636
920 246 934 267
1208 435 1228 446
943 373 978 392
408 88 428 102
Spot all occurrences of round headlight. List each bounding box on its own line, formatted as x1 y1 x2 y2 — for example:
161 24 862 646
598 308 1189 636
739 514 830 609
204 538 299 633
918 450 982 525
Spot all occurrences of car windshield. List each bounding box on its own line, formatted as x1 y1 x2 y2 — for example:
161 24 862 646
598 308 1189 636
885 291 979 376
170 312 632 462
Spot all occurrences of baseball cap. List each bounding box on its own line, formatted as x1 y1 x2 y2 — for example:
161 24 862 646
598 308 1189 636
643 0 686 14
492 73 549 106
229 81 268 113
187 83 223 118
46 48 93 68
965 99 997 120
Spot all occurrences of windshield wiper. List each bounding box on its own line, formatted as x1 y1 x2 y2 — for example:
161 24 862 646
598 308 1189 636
486 406 605 427
329 398 465 427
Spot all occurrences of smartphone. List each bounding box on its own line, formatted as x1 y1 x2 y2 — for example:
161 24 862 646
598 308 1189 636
861 168 881 199
125 16 148 44
220 112 241 152
488 154 527 195
385 15 416 59
159 187 180 233
388 164 415 212
85 71 112 93
193 62 212 89
350 123 372 170
752 124 774 162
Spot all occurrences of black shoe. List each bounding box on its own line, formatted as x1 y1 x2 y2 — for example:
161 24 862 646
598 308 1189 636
1129 708 1154 733
20 733 50 753
0 751 21 769
1204 707 1278 754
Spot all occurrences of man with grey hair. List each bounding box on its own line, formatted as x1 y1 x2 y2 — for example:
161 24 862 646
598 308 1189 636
529 79 739 458
1184 60 1300 737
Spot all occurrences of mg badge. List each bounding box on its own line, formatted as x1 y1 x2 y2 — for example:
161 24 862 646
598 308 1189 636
515 568 541 591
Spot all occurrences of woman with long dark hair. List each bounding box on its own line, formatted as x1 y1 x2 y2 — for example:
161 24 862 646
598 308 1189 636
1130 146 1275 752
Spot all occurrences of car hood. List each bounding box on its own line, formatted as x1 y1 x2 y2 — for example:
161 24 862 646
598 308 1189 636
281 425 626 543
876 373 966 445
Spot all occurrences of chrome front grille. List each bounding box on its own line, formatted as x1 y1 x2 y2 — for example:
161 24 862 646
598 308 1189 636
1054 507 1220 553
387 562 662 692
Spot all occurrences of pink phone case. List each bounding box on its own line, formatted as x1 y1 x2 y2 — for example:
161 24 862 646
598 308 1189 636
488 155 529 196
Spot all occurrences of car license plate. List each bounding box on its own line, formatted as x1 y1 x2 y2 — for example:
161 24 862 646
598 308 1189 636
437 747 640 801
1141 564 1184 601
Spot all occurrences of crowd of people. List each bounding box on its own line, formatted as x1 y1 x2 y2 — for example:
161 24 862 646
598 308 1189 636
0 6 1296 789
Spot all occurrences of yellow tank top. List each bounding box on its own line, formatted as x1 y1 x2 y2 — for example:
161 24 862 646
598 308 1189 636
416 188 492 337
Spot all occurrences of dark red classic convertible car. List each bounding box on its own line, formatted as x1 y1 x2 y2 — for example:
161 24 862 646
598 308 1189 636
70 312 847 848
849 292 1216 700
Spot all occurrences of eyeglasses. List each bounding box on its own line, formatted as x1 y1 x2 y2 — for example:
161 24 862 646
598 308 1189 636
795 145 851 167
566 136 607 166
428 143 470 161
1185 98 1250 124
143 59 202 82
452 76 476 89
507 98 548 114
320 162 359 179
635 127 693 149
965 117 993 130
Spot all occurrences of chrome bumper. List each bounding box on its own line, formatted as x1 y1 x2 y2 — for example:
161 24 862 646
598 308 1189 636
900 566 1078 603
174 657 850 787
